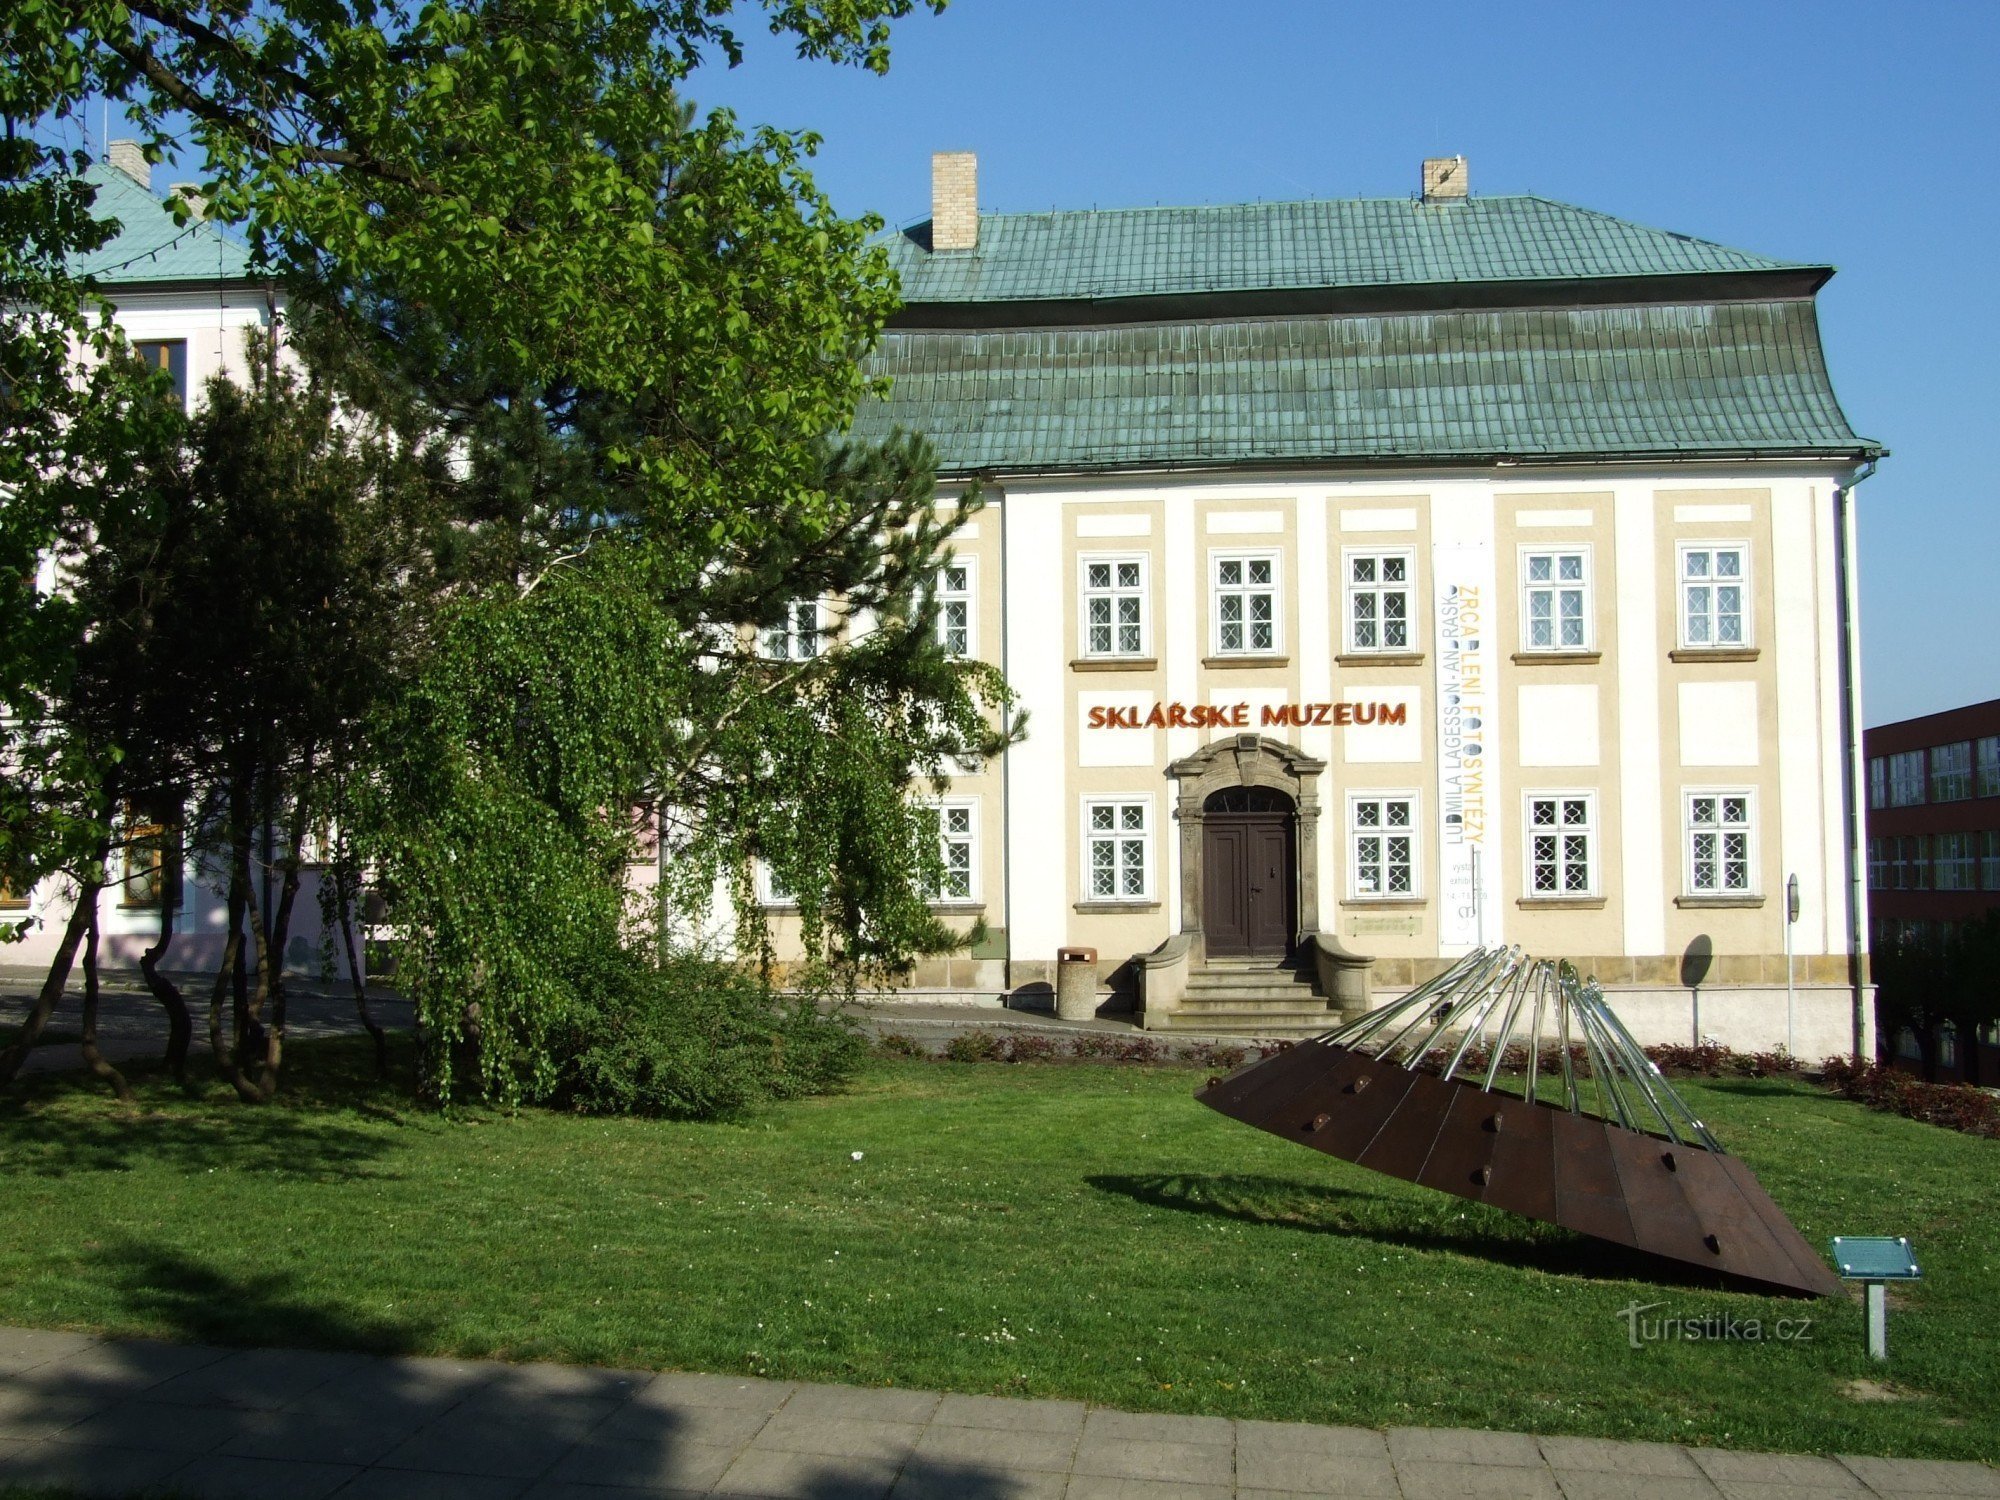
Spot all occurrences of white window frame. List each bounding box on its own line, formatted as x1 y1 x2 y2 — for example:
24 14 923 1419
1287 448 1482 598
1684 789 1757 896
1524 791 1598 898
1934 832 1977 892
1868 756 1887 811
1866 837 1888 892
1930 740 1973 802
1079 554 1149 659
1977 735 2000 798
1887 749 1926 807
1343 548 1416 654
756 859 796 908
1676 541 1751 649
929 797 980 905
761 598 825 661
1983 830 2000 891
1210 550 1282 657
1519 545 1592 652
1348 792 1420 899
1080 795 1154 904
933 558 975 658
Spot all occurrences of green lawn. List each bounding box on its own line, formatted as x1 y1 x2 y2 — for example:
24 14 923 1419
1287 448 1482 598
1 1040 1995 1460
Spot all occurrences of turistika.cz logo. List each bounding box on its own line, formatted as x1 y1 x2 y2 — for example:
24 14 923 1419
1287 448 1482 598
1616 1301 1814 1348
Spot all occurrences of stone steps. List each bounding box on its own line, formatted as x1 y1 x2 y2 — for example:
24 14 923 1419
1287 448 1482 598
1165 960 1343 1036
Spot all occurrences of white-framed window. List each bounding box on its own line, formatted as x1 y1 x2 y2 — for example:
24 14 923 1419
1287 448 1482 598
1211 552 1280 656
1349 793 1418 898
1525 792 1597 897
1983 830 2000 891
933 559 974 657
1082 797 1152 902
1866 837 1888 891
1678 543 1749 648
1868 756 1888 811
1931 741 1973 802
761 599 823 661
1685 790 1755 895
1344 550 1413 653
1521 547 1590 651
929 798 979 903
1910 835 1933 891
1080 555 1148 657
1978 736 2000 798
1888 749 1926 807
757 860 796 907
1934 833 1977 891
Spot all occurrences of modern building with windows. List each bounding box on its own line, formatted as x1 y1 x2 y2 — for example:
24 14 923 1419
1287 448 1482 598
835 152 1882 1050
1863 698 2000 1079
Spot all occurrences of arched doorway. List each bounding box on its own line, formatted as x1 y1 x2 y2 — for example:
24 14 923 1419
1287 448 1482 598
1166 734 1327 966
1202 786 1296 958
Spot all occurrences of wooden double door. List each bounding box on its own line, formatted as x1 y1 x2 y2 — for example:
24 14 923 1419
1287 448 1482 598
1201 786 1298 959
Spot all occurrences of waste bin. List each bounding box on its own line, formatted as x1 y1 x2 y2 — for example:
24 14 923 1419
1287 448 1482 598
1055 946 1099 1021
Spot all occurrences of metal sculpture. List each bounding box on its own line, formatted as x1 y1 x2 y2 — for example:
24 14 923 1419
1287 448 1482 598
1195 946 1841 1297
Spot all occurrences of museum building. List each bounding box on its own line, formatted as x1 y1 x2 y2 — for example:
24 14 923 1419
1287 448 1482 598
823 153 1883 1051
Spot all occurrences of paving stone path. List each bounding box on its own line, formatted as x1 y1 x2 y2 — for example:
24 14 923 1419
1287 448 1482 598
1 1329 1994 1499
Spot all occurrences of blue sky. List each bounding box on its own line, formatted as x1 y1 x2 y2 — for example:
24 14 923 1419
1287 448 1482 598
691 0 1999 727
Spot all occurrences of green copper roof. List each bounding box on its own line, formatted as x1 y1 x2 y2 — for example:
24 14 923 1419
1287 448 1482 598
885 196 1816 307
854 300 1879 474
69 163 255 286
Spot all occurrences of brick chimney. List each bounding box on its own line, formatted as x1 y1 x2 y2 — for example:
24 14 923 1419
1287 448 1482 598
108 139 151 191
169 182 209 220
931 151 977 251
1421 155 1468 203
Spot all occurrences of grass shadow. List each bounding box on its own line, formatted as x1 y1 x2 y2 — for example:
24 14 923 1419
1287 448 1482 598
1088 1171 1750 1295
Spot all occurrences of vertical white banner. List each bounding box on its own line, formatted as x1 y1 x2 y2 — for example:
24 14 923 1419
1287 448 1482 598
1434 540 1497 950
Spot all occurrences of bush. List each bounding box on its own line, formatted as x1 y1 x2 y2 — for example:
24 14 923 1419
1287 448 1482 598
1820 1056 2000 1139
550 953 864 1119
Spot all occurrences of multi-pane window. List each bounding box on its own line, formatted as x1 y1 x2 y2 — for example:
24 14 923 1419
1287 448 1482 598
1679 544 1747 647
931 800 977 902
1866 837 1888 892
761 599 821 661
133 339 188 405
1933 832 1977 891
1868 757 1888 810
120 814 168 908
934 561 973 656
1983 831 2000 891
1084 799 1151 901
1977 736 2000 798
1686 792 1753 894
1888 750 1926 807
1213 554 1278 655
1346 552 1412 652
1522 549 1588 650
1931 741 1973 802
1082 557 1147 656
1526 794 1596 896
1350 795 1416 898
1910 836 1933 891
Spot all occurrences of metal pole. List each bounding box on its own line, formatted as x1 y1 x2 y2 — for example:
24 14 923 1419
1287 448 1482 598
1866 1282 1888 1361
1786 872 1799 1058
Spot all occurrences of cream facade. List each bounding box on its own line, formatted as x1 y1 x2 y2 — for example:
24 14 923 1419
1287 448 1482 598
909 471 1862 1051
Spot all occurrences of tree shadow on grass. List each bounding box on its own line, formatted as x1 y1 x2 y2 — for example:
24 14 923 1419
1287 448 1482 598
0 1091 406 1184
1088 1172 1748 1295
84 1238 437 1355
